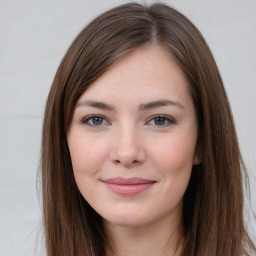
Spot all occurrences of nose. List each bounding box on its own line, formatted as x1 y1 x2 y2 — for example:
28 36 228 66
109 126 146 167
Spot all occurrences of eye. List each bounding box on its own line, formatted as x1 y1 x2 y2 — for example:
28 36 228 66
147 115 176 126
80 115 109 127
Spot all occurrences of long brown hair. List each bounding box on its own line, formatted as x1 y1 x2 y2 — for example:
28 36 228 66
41 2 255 255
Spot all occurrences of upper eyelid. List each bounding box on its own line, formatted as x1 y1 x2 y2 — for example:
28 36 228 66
80 114 109 123
147 114 176 122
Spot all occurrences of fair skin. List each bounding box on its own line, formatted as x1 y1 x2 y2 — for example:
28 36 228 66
67 45 199 256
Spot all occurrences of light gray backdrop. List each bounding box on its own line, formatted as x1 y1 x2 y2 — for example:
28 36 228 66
0 0 255 255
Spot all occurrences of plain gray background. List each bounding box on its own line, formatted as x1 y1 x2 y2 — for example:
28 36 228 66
0 0 255 255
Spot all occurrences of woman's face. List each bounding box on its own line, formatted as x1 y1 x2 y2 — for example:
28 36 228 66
67 45 198 228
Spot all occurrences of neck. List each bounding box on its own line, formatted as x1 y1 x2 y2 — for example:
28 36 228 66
104 214 183 256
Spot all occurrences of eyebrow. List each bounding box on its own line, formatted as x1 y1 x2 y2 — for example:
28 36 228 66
76 99 184 111
139 99 185 111
76 100 116 111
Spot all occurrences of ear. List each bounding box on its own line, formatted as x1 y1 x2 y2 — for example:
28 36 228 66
192 147 202 165
192 154 201 165
193 135 203 165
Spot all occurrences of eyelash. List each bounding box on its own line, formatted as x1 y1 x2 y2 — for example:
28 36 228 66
147 115 176 126
80 115 110 127
80 114 176 128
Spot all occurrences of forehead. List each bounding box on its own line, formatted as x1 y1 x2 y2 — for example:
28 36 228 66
77 45 191 106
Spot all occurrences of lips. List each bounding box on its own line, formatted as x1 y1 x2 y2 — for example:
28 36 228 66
102 177 156 195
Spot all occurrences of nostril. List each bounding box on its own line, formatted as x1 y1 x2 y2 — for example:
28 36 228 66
109 140 146 166
113 158 141 167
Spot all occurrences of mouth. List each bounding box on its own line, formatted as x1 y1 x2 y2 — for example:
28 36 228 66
102 177 156 195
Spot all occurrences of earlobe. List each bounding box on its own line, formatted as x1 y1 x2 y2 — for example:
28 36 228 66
192 150 202 165
193 138 203 165
192 156 201 165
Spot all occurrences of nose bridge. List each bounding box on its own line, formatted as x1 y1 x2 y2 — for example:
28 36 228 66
118 124 138 152
110 121 145 166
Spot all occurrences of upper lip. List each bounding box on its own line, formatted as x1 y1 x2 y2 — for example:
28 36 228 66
102 177 156 185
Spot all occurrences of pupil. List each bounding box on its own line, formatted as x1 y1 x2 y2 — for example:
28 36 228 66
155 117 165 125
93 117 103 125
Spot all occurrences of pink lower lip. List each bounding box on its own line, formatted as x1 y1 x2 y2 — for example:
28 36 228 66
104 182 154 195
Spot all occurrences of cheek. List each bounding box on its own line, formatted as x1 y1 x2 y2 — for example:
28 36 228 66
68 135 109 176
150 134 196 172
68 135 110 203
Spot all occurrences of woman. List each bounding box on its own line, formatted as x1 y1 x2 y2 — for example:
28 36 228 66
41 2 255 256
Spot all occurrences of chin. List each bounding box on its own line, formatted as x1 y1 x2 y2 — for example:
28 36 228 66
102 207 155 228
105 216 149 228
